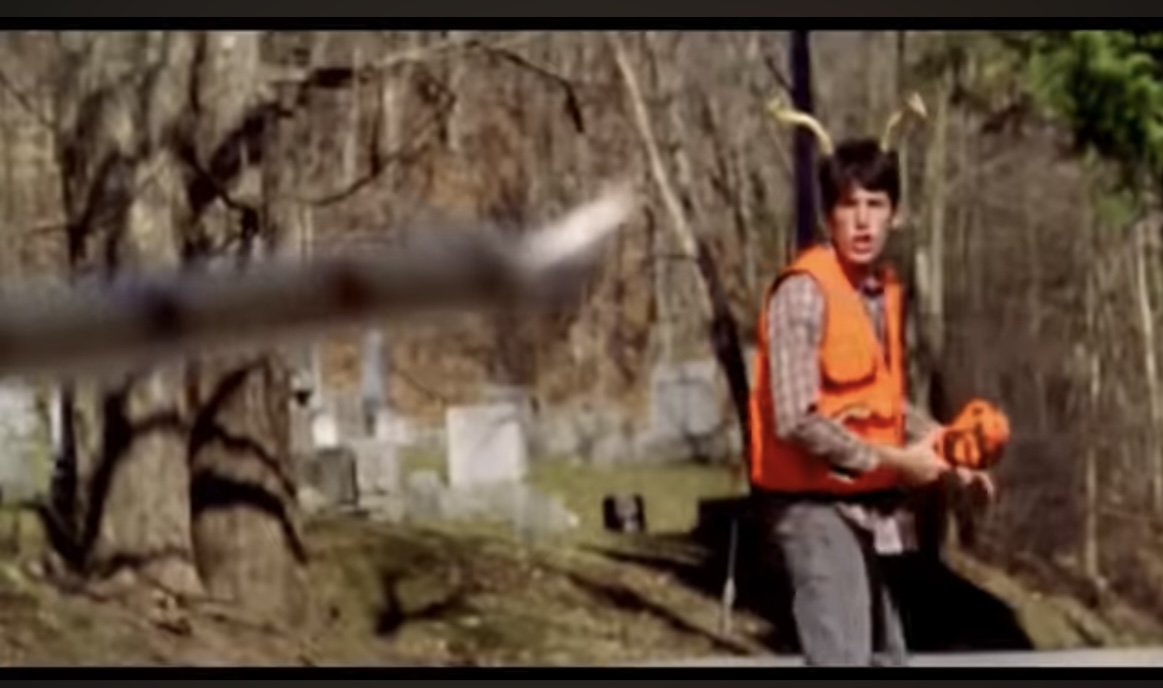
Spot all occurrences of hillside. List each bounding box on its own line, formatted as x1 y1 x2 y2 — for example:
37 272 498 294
1 509 1162 666
3 457 1163 666
0 29 1161 661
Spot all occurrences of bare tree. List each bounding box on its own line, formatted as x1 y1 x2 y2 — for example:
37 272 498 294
182 32 305 622
43 31 305 620
51 31 202 596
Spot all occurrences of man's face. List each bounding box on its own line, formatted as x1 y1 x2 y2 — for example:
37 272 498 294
827 185 895 268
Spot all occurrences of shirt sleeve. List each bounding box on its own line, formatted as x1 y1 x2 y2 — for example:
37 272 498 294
766 274 879 478
904 401 942 443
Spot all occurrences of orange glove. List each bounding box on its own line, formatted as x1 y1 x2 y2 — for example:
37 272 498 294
933 399 1011 470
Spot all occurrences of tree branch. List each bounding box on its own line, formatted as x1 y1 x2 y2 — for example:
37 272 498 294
471 40 587 134
0 67 54 131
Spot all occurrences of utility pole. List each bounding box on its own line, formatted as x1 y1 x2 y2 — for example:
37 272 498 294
790 30 817 252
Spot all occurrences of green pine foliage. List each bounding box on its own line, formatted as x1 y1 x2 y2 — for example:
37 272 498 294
1023 31 1163 195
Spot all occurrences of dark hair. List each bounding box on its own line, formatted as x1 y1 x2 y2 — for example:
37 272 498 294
817 138 900 215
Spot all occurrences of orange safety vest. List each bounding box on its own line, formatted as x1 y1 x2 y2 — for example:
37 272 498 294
748 244 906 495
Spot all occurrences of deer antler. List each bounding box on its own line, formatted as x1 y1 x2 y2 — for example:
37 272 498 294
767 97 835 156
880 92 928 151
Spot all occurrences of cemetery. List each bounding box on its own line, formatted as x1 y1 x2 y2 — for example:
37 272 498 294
0 314 1122 666
283 328 740 538
0 327 772 666
1 28 1160 669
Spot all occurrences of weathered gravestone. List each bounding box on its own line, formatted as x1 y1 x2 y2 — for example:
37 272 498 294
349 436 400 500
553 405 633 464
297 446 358 510
401 468 578 537
403 469 446 522
310 406 340 449
331 393 365 442
481 384 534 433
438 402 578 537
643 359 727 461
591 431 633 466
360 329 388 436
446 402 528 489
531 410 581 460
486 481 580 540
0 383 51 504
649 359 722 437
46 386 63 455
289 402 315 457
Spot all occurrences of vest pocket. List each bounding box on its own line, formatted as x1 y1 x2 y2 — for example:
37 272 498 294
820 343 877 387
828 405 892 440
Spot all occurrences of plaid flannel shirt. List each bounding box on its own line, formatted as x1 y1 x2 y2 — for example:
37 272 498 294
765 271 938 554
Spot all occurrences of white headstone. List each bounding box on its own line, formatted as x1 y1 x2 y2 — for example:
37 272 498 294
47 386 64 456
446 402 528 489
290 403 314 456
349 437 400 498
648 359 722 441
532 411 581 459
371 409 391 442
360 330 386 401
0 383 51 503
371 408 404 444
311 410 340 449
331 393 365 440
481 384 534 431
360 329 388 435
404 469 447 521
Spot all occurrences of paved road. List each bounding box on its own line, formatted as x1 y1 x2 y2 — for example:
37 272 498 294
636 647 1163 667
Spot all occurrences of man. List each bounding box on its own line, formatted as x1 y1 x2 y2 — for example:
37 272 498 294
749 108 993 666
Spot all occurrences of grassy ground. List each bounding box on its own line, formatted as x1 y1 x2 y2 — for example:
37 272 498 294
397 448 742 536
299 517 772 666
0 458 1161 665
0 459 768 666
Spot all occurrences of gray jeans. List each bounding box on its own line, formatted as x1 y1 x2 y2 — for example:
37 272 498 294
766 499 908 666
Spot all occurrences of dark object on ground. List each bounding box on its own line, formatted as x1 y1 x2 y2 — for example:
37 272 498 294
603 494 647 533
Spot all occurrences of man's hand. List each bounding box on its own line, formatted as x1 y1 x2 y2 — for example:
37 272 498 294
954 467 997 502
878 427 948 487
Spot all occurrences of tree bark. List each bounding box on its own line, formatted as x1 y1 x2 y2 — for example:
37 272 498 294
1081 192 1102 589
185 31 305 623
50 32 202 595
914 67 951 415
1131 213 1163 516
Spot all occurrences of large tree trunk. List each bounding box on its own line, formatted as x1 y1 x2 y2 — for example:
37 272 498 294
1131 214 1163 516
51 31 202 595
184 32 305 623
49 31 304 616
1081 192 1103 591
914 68 952 415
